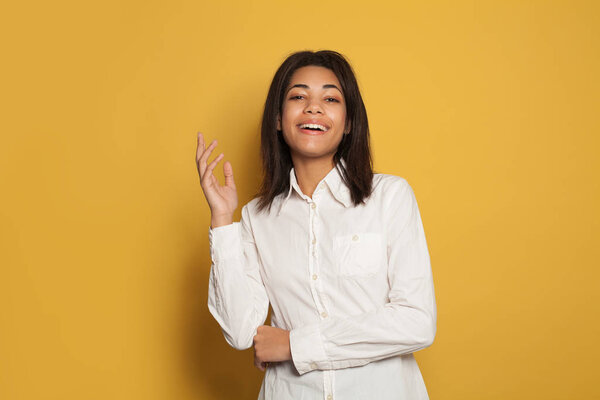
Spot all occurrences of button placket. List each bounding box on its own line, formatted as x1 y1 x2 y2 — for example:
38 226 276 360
315 202 332 318
310 202 318 259
324 370 334 400
308 200 328 321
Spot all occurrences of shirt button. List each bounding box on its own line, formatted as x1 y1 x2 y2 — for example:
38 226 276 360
310 362 317 369
311 203 316 209
312 274 318 280
312 238 316 245
321 311 328 318
352 234 359 241
327 395 333 400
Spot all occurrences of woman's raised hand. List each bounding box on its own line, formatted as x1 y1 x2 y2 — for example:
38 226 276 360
196 132 238 228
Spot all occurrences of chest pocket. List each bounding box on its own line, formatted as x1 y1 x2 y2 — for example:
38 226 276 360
333 232 384 277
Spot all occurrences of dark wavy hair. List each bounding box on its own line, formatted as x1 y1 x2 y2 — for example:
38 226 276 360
256 50 373 213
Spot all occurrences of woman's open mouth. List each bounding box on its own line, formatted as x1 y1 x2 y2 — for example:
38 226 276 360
298 123 329 135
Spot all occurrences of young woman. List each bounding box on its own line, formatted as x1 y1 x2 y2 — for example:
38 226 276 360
196 50 437 399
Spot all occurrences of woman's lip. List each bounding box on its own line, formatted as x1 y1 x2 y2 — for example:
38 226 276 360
299 128 326 135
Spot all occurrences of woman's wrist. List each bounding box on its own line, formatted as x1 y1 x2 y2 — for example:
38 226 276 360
210 214 234 228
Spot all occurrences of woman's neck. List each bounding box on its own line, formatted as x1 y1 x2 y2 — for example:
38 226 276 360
291 155 336 199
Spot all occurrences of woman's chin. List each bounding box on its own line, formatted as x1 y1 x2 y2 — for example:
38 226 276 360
284 134 342 161
289 146 337 161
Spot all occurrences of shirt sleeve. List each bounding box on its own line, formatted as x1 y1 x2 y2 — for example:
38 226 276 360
207 204 270 350
289 179 437 374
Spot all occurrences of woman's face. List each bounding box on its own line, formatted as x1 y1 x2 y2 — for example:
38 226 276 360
278 66 349 163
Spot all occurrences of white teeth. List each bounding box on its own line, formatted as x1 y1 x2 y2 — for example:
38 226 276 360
299 123 328 131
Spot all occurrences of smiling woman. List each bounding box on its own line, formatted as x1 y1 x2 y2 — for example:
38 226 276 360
257 51 373 212
196 50 437 400
277 66 349 176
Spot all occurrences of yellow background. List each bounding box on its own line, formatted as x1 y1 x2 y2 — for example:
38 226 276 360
1 0 599 399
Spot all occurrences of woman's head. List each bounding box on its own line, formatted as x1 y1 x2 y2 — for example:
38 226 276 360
257 50 373 212
277 65 349 164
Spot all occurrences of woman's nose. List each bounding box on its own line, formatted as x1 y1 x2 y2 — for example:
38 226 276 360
304 100 323 114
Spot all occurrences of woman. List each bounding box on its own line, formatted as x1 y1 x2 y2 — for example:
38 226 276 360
196 50 437 399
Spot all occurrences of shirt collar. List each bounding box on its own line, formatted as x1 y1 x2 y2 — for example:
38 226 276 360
277 158 352 216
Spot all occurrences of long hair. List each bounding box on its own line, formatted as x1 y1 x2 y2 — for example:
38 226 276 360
256 50 373 213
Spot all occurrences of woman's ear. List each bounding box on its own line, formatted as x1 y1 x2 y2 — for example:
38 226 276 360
277 114 281 131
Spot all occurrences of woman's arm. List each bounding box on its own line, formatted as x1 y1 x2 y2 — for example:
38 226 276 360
207 204 270 350
288 179 437 375
196 132 269 351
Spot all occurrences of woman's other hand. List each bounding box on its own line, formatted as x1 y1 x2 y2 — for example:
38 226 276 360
195 132 238 228
253 325 292 371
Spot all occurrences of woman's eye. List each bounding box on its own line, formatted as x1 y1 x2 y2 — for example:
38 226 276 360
290 95 304 100
325 97 340 103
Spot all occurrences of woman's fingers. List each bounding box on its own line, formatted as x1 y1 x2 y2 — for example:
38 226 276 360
253 348 261 370
223 160 235 189
199 140 217 178
203 153 224 185
196 132 205 171
197 138 218 179
253 353 266 372
197 132 204 153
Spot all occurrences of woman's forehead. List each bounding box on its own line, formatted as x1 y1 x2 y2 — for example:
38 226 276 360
289 66 340 86
287 66 342 93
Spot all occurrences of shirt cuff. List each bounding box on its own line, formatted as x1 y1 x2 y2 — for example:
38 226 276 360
208 222 241 262
289 323 330 375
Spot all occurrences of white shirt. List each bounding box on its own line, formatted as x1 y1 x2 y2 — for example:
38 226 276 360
207 162 437 400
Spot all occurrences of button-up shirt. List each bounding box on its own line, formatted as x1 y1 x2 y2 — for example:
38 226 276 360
207 162 437 400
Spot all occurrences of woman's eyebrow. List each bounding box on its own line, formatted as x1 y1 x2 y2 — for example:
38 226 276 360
287 83 343 93
322 84 342 93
